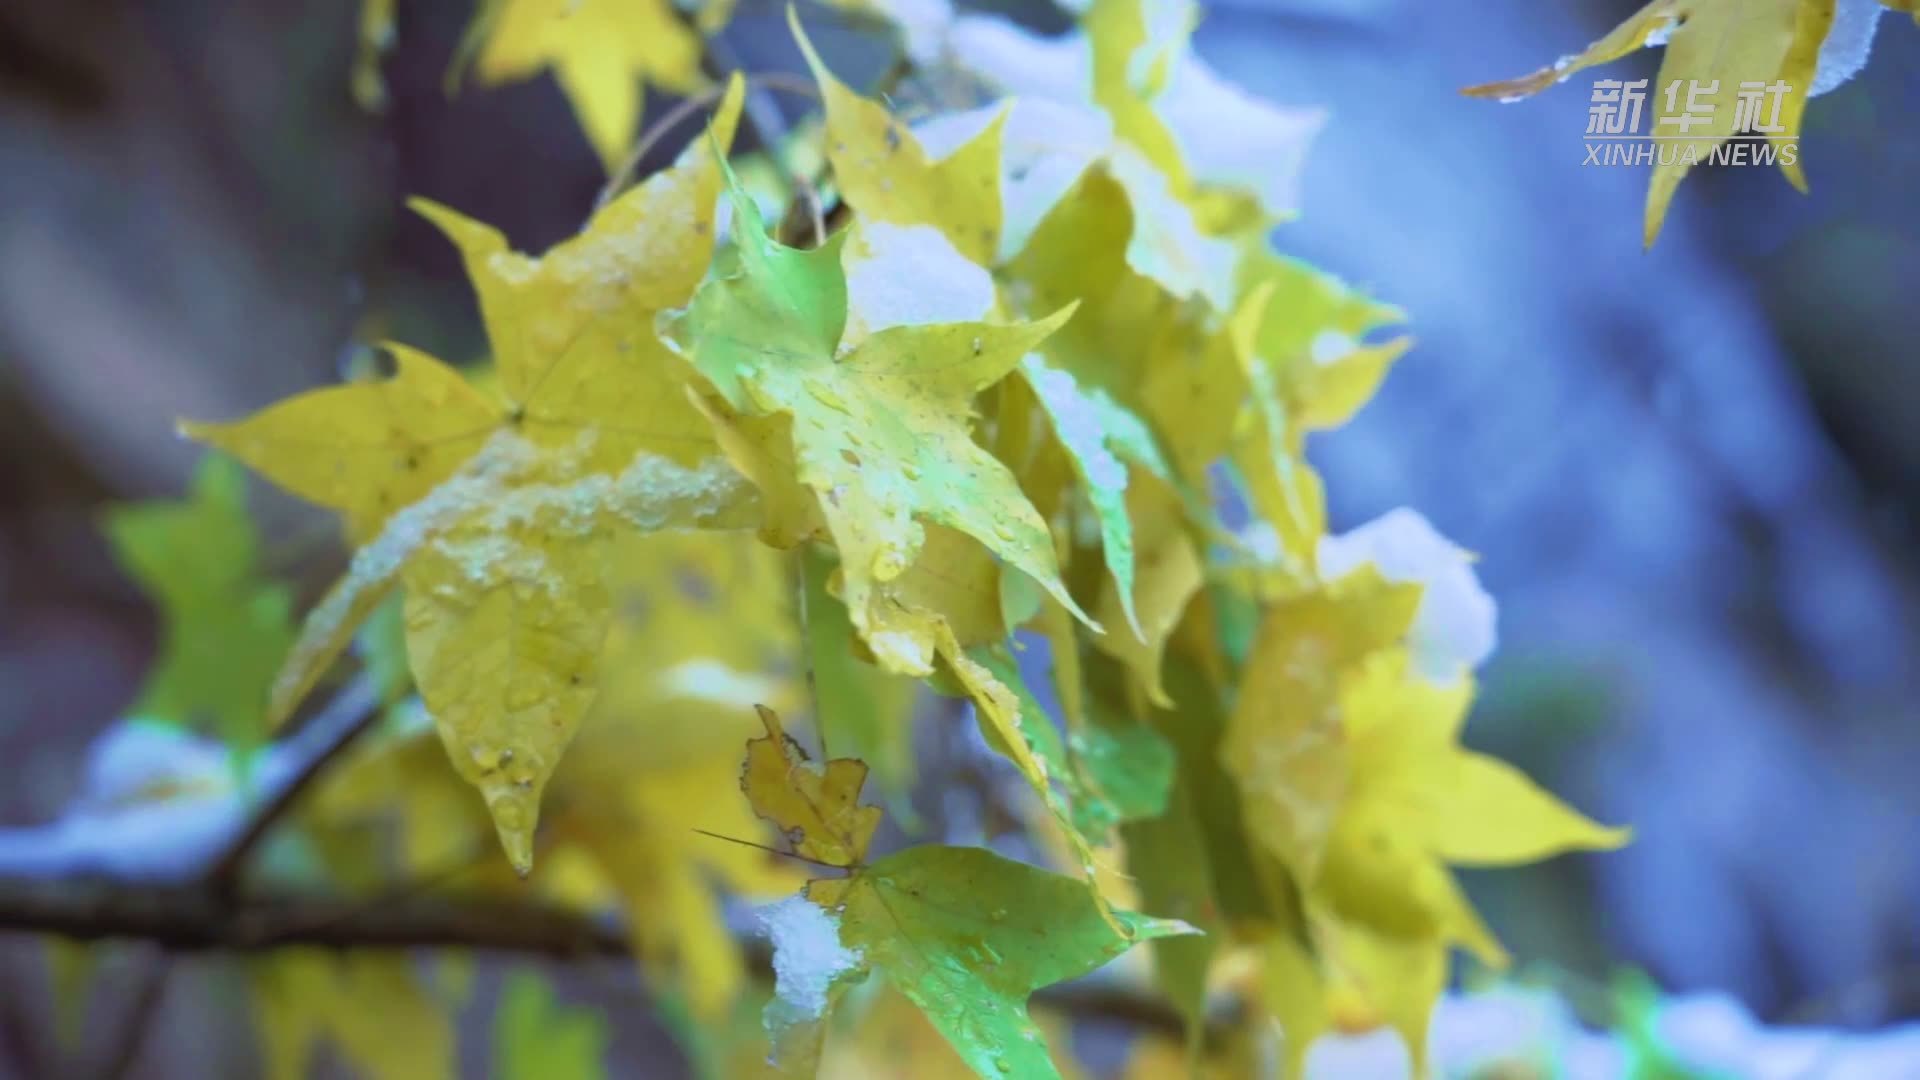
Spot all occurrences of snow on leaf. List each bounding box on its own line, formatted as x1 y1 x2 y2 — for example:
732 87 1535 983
738 698 1192 1078
952 0 1321 232
1006 169 1204 492
841 221 996 345
1812 0 1886 96
1103 145 1237 310
916 98 1116 265
760 893 865 1073
1463 0 1839 245
182 80 757 873
1153 41 1326 224
1317 507 1498 683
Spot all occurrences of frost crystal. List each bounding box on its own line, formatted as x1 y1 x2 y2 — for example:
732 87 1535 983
1318 507 1498 682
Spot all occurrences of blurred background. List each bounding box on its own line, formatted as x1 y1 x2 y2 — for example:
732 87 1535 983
2 0 1918 1074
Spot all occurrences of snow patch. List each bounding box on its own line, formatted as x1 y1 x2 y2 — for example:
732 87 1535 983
1317 507 1497 682
760 894 864 1065
842 222 995 343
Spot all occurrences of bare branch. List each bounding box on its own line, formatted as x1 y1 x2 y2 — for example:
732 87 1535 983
205 674 382 890
0 874 1197 1036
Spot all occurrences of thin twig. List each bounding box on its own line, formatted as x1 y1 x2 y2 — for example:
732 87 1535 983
594 72 820 212
205 674 383 892
704 30 794 175
87 949 171 1080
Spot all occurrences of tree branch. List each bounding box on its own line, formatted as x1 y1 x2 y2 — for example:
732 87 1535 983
204 674 383 890
0 876 1197 1036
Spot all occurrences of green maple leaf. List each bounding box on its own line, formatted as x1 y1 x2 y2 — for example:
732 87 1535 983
1017 354 1174 642
816 846 1194 1079
675 149 1092 677
494 972 608 1080
102 455 295 753
745 707 1197 1079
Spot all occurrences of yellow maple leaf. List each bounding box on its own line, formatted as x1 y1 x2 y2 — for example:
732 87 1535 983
1240 642 1628 1073
1222 567 1423 881
1320 651 1630 956
741 704 882 869
1235 253 1412 440
467 0 709 171
1464 0 1839 244
184 79 754 873
792 10 1006 266
251 951 455 1080
316 533 805 1021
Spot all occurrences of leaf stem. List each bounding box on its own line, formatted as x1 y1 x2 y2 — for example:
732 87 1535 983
593 72 819 213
